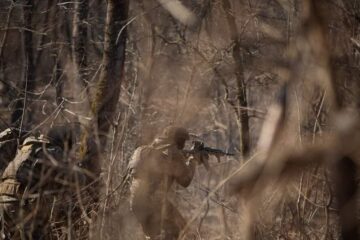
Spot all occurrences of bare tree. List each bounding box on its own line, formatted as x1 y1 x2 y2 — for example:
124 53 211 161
73 0 89 91
222 0 250 159
92 0 129 145
11 0 35 128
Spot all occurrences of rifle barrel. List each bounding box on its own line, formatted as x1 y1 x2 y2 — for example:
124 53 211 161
202 147 234 156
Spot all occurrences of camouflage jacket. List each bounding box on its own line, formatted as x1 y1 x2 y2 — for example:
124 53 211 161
0 135 64 198
0 128 21 174
127 138 196 202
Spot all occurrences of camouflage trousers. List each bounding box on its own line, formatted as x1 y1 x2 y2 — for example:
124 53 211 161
0 179 50 240
130 179 186 240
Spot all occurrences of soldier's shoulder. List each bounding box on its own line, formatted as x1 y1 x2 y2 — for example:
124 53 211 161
130 145 149 160
0 128 19 144
0 128 14 138
128 146 147 169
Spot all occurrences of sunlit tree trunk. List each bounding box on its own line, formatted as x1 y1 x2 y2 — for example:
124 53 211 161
78 1 129 237
80 0 129 166
92 0 129 144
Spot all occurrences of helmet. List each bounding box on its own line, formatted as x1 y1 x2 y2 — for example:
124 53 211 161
162 126 189 149
163 126 189 141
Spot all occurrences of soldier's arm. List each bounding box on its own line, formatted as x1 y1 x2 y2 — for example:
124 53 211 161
173 154 197 187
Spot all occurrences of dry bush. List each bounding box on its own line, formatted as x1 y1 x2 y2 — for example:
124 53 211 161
0 0 359 239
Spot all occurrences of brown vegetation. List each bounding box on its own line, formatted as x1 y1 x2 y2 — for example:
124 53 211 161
0 0 359 239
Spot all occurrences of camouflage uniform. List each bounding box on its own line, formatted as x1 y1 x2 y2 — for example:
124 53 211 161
128 127 197 240
0 128 21 174
0 134 66 239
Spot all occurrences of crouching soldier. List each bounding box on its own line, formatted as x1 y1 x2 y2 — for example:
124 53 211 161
0 123 80 239
127 126 206 240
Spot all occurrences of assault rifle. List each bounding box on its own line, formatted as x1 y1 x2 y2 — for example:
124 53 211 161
183 140 234 170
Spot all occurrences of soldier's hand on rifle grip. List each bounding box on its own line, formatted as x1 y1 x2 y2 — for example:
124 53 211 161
190 140 203 151
187 150 208 167
191 151 208 169
200 152 210 170
200 152 209 162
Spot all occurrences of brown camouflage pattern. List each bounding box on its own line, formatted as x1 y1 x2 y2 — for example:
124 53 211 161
128 136 196 240
0 136 57 239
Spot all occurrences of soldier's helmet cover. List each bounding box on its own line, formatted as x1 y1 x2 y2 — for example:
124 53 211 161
163 126 189 140
160 126 190 150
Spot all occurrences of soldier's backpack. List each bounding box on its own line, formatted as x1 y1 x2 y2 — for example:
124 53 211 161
119 142 172 199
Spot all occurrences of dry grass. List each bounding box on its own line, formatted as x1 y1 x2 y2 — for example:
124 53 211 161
0 0 359 239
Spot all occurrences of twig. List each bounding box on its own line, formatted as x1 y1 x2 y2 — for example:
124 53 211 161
350 37 360 51
179 153 259 240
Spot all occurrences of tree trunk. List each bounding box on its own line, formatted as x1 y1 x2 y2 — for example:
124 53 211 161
91 0 129 145
11 0 35 129
0 3 14 119
50 0 64 105
77 1 129 235
79 0 129 175
222 0 250 159
73 0 89 90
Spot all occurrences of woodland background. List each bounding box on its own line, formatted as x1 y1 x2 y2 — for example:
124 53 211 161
0 0 359 239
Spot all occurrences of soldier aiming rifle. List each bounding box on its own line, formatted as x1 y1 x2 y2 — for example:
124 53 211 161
124 126 233 240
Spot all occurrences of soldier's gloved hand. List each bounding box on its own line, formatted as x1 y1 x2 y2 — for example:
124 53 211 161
200 151 209 162
187 151 204 165
190 151 209 165
200 151 210 167
190 140 204 152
